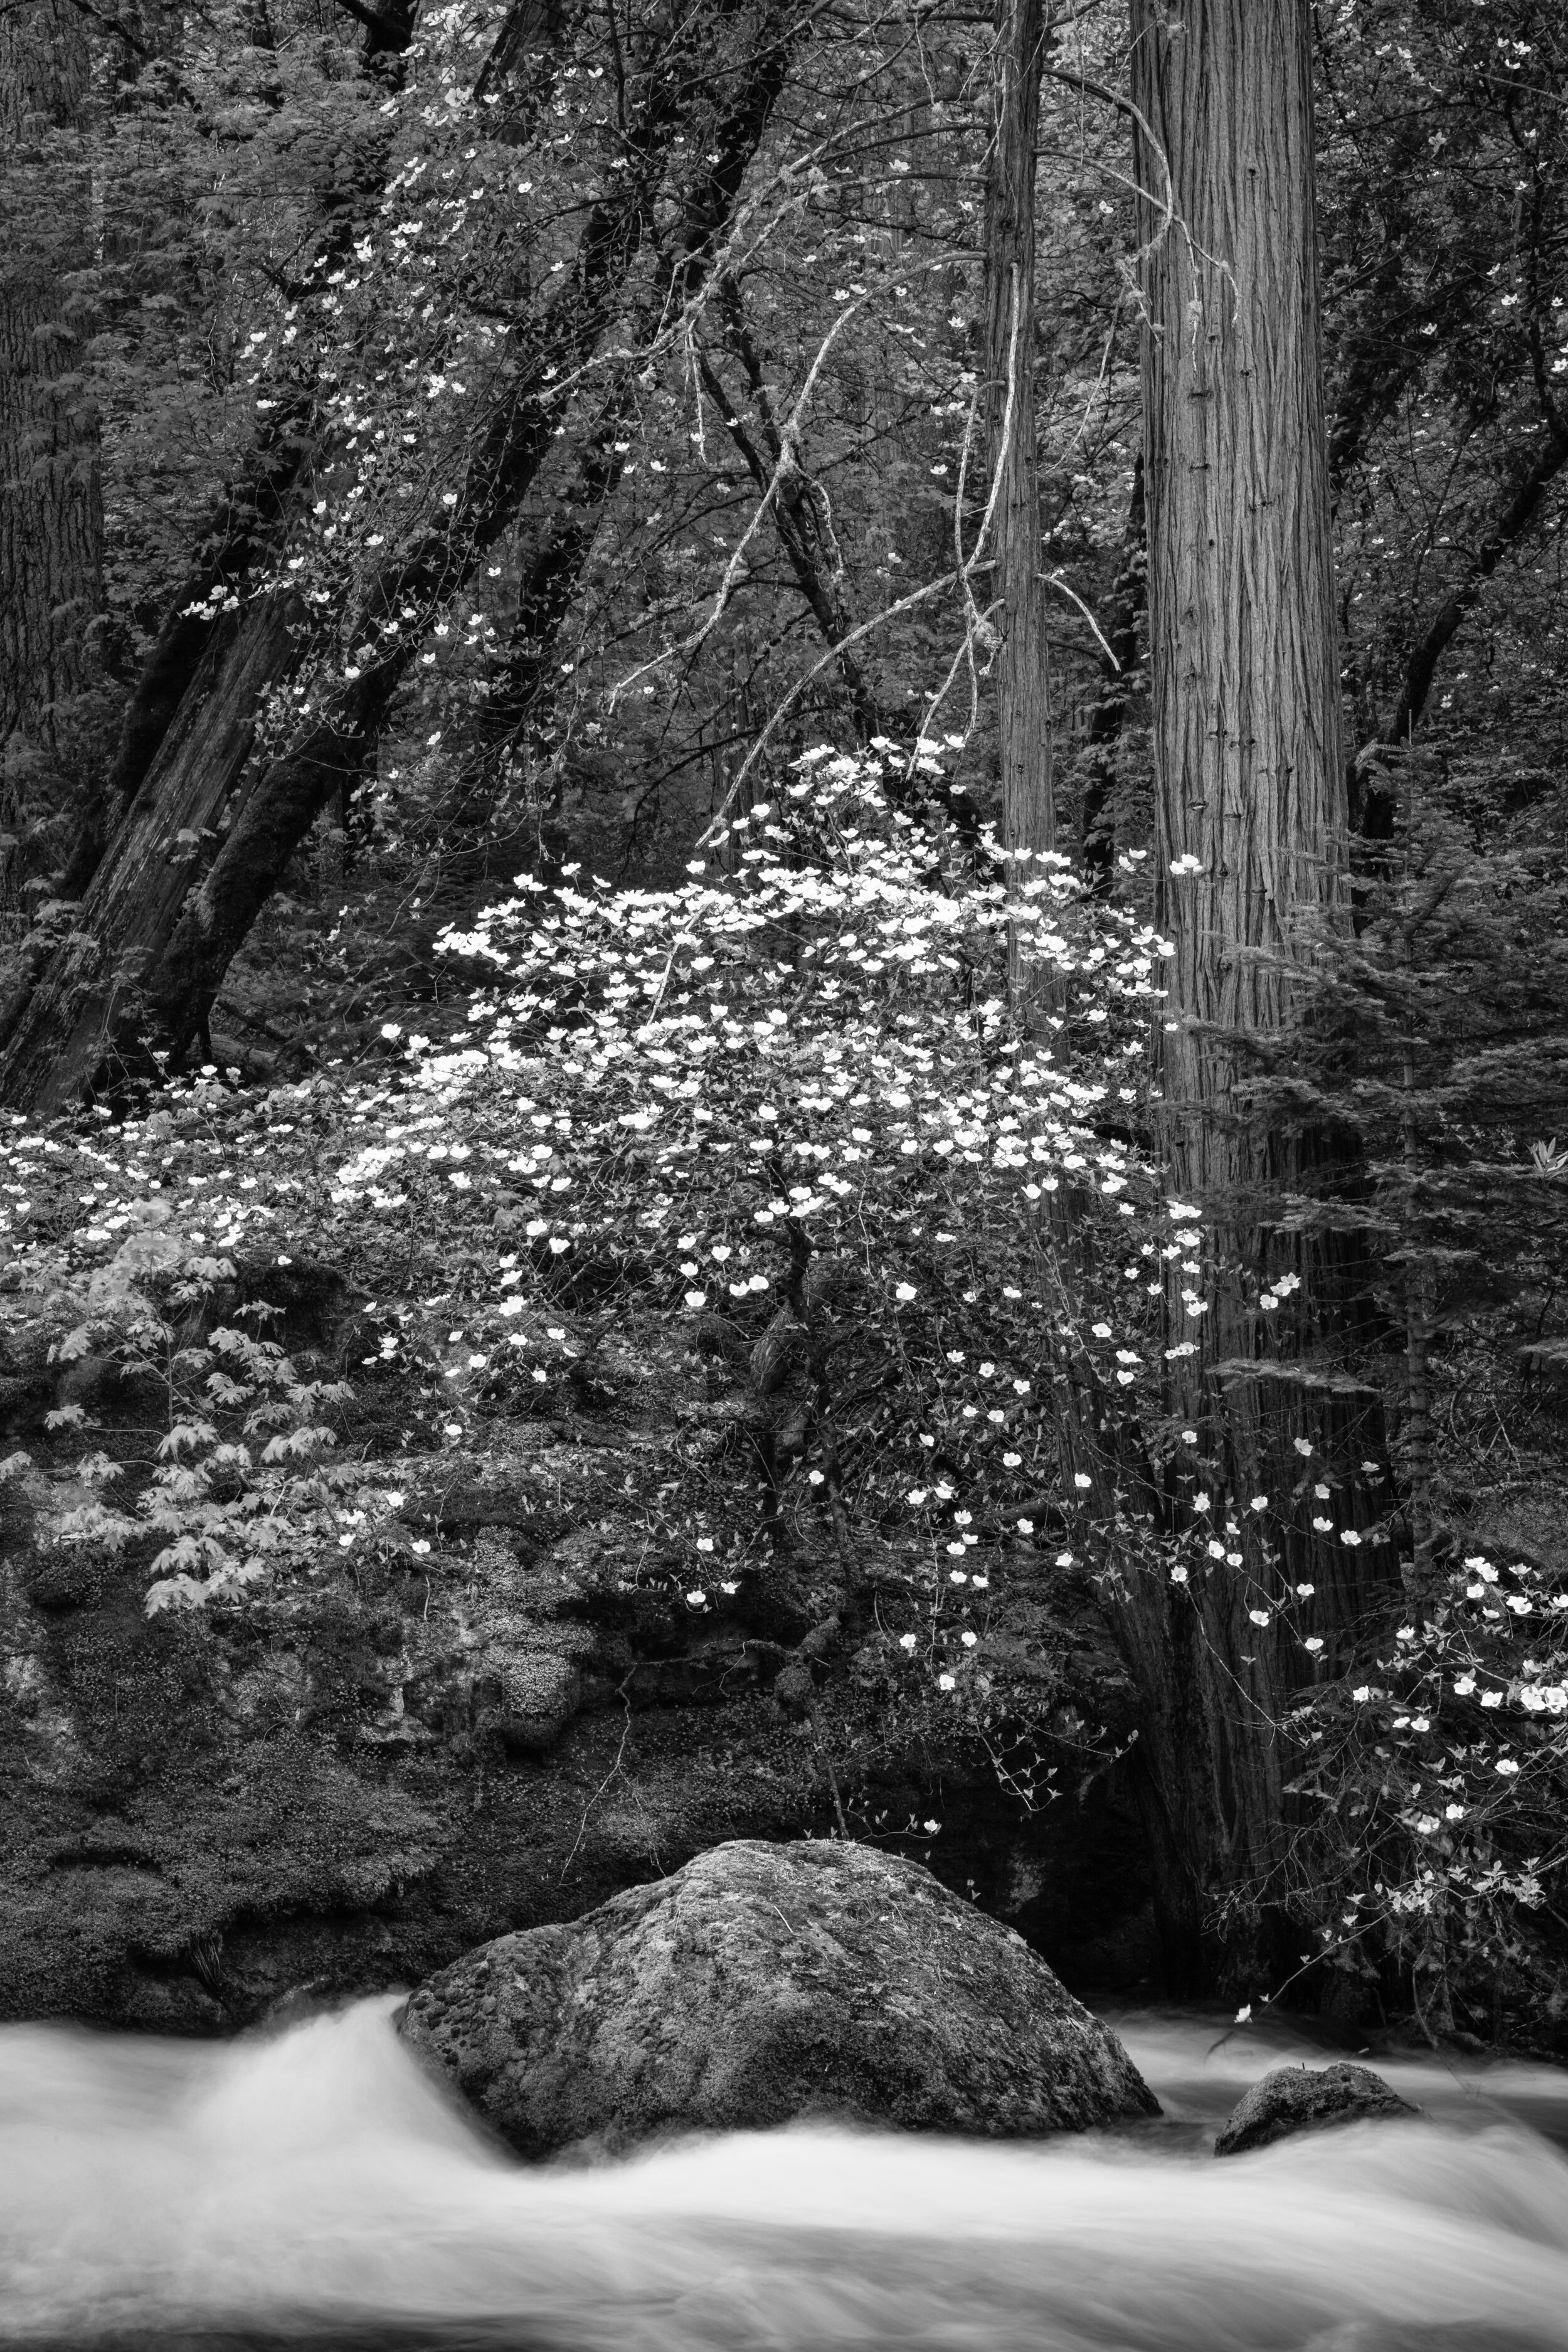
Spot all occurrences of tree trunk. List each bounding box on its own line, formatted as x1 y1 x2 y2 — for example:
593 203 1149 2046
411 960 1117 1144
983 0 1052 997
61 3 428 899
435 382 637 863
0 0 104 907
0 595 299 1093
0 0 800 1110
1136 0 1346 1184
63 398 319 899
1118 0 1389 1988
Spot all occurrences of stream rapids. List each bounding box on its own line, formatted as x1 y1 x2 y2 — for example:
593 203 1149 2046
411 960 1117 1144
4 1997 1568 2351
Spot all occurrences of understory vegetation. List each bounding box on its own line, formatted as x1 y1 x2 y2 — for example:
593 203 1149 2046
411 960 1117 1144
4 742 1568 2036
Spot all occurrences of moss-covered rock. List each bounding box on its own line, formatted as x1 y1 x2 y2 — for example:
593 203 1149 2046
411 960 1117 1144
1214 2062 1419 2156
400 1837 1160 2156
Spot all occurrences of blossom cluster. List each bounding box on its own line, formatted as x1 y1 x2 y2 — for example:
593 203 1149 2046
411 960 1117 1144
1287 1544 1568 1986
320 751 1200 1681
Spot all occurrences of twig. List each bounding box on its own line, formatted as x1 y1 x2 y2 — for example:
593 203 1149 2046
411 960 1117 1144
612 296 867 704
558 1683 634 1880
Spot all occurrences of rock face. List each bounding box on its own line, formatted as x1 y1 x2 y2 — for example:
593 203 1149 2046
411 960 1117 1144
1214 2061 1418 2156
400 1836 1160 2158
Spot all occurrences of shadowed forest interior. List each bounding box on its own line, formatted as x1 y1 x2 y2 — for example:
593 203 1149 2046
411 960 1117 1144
3 0 1568 2080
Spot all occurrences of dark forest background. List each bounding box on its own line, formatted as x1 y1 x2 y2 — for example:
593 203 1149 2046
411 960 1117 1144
4 0 1568 2043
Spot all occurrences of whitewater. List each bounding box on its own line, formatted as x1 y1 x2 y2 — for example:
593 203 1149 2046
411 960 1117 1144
4 1995 1568 2350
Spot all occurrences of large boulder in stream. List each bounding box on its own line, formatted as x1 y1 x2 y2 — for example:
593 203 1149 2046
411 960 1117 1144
400 1836 1159 2158
1214 2060 1419 2156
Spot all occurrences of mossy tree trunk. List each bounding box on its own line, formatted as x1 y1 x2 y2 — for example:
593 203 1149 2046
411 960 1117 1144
0 0 798 1111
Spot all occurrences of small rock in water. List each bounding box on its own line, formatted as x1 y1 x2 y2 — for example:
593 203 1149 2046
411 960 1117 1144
1214 2060 1419 2156
400 1836 1159 2158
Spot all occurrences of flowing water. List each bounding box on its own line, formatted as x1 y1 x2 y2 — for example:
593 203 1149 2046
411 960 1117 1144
4 1993 1568 2352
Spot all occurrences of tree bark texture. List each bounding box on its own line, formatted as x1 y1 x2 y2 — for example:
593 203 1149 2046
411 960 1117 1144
70 403 318 896
1117 0 1385 1986
0 0 801 1110
983 0 1053 943
0 0 104 894
1135 0 1346 1203
0 595 299 1093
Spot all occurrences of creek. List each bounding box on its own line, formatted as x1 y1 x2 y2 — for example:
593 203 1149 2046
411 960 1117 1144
4 1996 1567 2350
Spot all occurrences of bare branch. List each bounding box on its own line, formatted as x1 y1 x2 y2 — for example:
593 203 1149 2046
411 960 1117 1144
610 295 867 704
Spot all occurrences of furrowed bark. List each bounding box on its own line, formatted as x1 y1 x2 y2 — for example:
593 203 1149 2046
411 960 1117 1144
1121 0 1393 1989
0 593 298 1086
983 0 1052 993
1137 0 1347 1189
0 0 104 899
66 402 317 893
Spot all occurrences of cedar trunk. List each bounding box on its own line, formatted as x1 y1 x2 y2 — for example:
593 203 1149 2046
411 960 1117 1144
1121 0 1386 1988
0 598 299 1095
1136 0 1345 1166
983 0 1052 965
0 0 103 903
